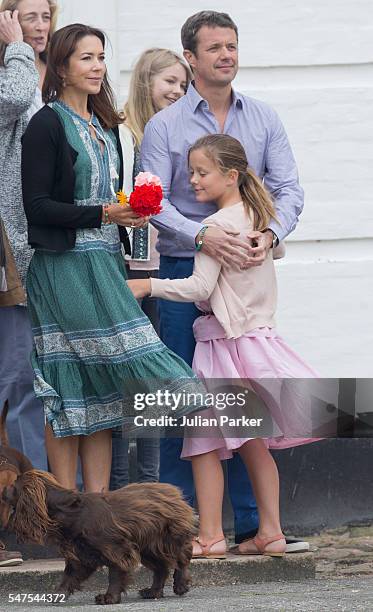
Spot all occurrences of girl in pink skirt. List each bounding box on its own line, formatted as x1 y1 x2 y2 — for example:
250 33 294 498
128 134 319 559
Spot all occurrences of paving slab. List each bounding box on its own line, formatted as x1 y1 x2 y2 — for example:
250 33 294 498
311 524 373 577
0 553 315 596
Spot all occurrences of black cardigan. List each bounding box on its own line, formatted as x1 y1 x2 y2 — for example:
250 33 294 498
21 105 130 253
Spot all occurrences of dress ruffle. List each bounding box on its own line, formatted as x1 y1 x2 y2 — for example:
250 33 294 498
28 250 204 438
182 315 321 459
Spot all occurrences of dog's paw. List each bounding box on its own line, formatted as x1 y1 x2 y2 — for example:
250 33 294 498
139 587 163 600
95 592 121 605
55 588 71 600
95 593 107 605
173 580 191 596
173 568 192 596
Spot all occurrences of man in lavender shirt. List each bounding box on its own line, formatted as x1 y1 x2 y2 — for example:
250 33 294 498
141 11 307 552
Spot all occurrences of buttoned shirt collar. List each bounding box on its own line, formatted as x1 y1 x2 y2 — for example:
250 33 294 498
186 82 244 113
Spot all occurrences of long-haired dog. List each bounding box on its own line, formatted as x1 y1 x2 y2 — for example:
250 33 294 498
2 469 195 604
0 401 33 530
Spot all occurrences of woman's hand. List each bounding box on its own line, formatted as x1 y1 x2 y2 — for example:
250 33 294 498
127 278 152 299
103 205 149 228
0 10 23 45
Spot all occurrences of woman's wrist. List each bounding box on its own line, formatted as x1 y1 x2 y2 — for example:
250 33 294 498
102 204 111 224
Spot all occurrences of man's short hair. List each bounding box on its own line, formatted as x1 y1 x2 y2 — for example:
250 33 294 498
181 11 238 54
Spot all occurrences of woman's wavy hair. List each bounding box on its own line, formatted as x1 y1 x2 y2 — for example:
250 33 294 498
0 0 58 66
43 23 122 129
189 134 278 231
124 48 191 147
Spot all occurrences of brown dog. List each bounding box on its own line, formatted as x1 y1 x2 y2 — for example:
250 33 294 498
3 469 196 604
0 401 33 523
0 401 33 565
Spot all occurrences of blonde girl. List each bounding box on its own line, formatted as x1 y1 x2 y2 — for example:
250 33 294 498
128 134 319 557
120 47 191 291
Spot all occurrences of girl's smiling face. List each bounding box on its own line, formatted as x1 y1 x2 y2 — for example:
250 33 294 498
189 148 232 203
151 62 188 111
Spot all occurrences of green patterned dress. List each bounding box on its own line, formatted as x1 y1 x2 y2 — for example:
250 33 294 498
26 101 203 438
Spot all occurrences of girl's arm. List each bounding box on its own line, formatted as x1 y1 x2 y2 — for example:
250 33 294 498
127 249 222 303
0 42 38 126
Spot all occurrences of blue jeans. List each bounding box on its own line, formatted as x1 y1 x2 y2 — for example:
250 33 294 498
158 256 259 537
110 437 160 490
0 305 48 470
110 268 160 490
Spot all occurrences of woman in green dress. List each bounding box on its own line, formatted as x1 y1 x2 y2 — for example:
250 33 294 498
21 24 203 492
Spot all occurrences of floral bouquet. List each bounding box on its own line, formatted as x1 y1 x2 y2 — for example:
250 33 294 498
117 172 163 217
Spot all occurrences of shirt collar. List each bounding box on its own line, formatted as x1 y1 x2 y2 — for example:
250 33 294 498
186 82 243 113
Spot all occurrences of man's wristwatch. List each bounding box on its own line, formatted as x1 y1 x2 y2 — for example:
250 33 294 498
266 229 279 248
195 226 208 251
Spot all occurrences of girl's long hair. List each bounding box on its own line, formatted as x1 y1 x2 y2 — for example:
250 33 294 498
189 134 278 231
42 24 123 129
0 0 58 66
124 48 191 146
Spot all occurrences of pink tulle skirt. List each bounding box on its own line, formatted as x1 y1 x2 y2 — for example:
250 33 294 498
182 315 321 460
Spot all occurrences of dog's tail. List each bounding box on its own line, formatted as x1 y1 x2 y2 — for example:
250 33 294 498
0 400 10 447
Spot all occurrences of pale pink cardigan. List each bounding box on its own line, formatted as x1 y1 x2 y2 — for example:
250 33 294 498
151 202 282 340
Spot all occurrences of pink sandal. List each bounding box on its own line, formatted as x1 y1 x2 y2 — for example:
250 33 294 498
230 533 286 557
192 536 227 559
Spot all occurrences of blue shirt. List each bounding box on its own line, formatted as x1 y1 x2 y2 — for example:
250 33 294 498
141 83 304 258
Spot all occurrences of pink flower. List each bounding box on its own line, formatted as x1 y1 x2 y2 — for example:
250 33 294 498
134 172 162 187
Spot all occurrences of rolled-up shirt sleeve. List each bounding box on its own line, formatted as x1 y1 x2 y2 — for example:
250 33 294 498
141 118 203 251
264 108 304 241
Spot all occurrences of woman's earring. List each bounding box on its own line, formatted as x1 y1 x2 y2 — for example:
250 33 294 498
62 77 66 88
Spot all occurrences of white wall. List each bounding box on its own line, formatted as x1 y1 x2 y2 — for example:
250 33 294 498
57 0 373 377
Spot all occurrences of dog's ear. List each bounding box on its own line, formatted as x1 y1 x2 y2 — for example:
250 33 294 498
0 401 9 447
0 483 18 529
9 471 60 544
1 483 18 507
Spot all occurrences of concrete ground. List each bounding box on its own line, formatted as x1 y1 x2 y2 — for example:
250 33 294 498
0 525 372 610
0 578 372 611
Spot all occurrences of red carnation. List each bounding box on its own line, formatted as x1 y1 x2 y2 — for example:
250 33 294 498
129 184 163 217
